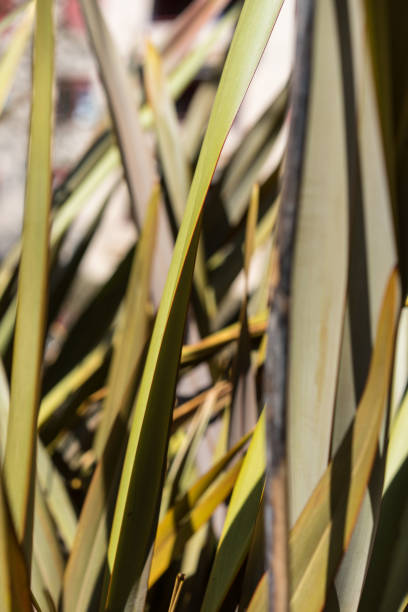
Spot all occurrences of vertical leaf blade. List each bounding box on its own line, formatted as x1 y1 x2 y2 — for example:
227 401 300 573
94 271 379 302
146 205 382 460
3 0 54 562
102 1 284 608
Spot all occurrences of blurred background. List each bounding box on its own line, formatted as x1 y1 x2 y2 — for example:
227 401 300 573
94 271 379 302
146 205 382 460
0 0 294 281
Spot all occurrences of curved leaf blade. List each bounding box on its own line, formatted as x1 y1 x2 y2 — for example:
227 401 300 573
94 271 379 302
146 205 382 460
102 1 284 608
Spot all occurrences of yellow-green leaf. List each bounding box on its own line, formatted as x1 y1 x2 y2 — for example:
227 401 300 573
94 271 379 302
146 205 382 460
102 0 283 605
3 0 54 563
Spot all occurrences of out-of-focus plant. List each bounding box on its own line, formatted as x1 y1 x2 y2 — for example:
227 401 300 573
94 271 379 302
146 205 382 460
0 0 406 611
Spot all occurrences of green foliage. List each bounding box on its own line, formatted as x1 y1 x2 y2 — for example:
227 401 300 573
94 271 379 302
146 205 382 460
0 0 407 610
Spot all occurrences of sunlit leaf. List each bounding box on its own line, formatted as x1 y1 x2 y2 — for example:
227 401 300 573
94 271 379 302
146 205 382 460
287 0 349 524
3 0 54 563
102 2 283 605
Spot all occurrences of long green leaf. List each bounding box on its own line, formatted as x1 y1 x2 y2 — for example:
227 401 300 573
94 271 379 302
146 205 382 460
145 41 212 323
3 0 54 563
102 2 283 607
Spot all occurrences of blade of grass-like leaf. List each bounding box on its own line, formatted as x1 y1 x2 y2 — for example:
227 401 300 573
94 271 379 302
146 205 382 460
40 309 264 438
201 411 265 612
289 270 399 611
102 2 284 605
0 474 31 611
93 185 159 458
326 0 398 605
3 0 54 563
207 195 278 327
287 0 349 524
0 0 34 115
144 42 212 326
